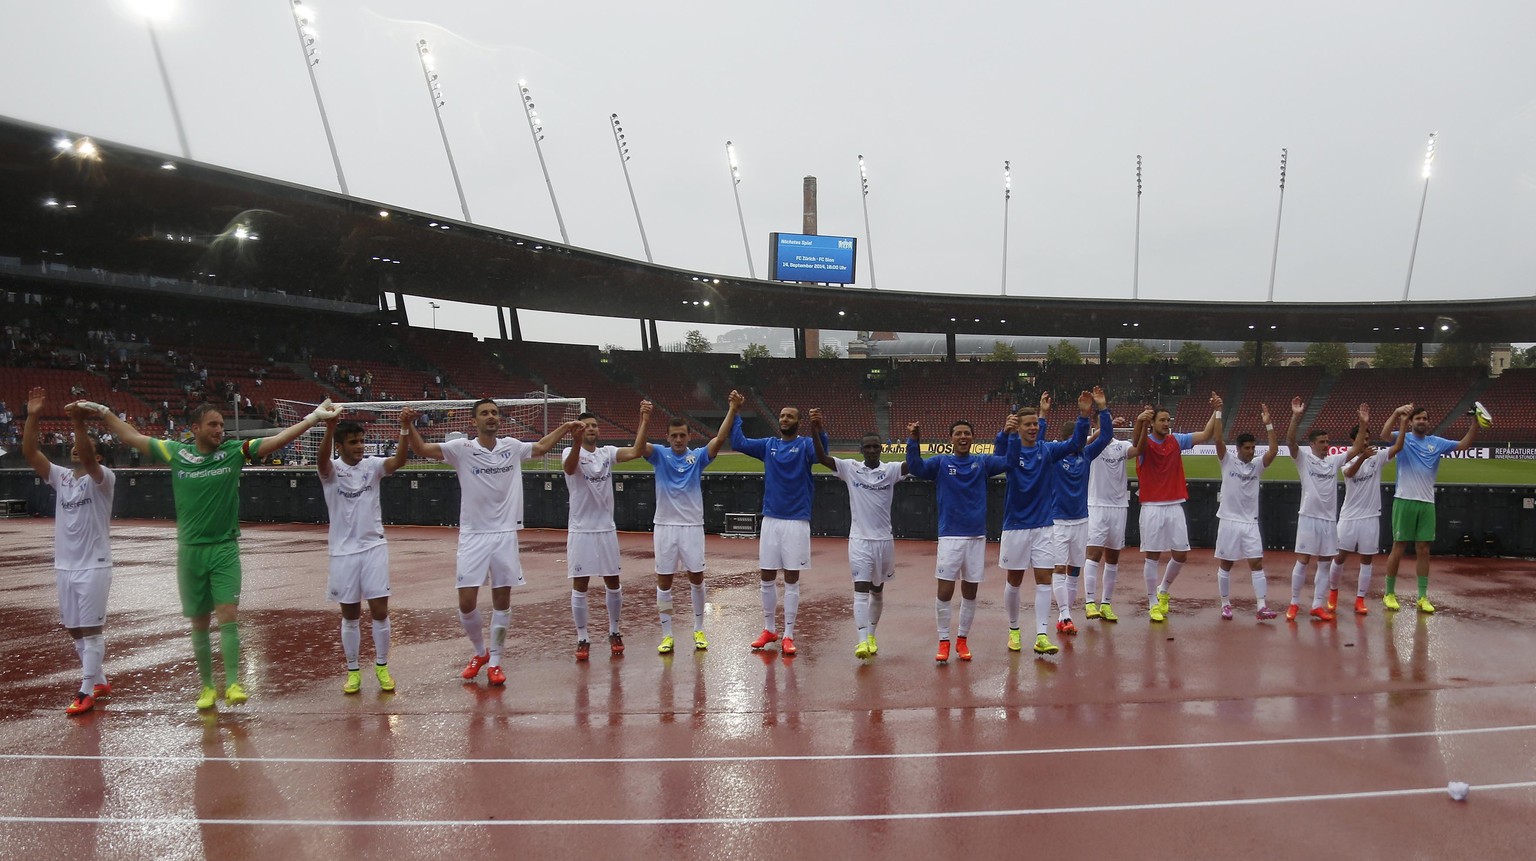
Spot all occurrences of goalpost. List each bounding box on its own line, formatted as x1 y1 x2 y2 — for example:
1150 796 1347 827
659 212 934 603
273 395 586 466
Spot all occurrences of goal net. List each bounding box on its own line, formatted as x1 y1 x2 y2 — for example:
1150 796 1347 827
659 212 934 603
273 395 586 466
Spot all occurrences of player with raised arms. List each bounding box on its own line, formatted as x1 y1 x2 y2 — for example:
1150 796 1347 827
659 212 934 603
1211 401 1281 621
1131 395 1222 622
562 410 648 660
316 416 410 693
1380 401 1485 613
906 417 1010 662
811 411 908 659
401 400 577 685
22 387 115 715
90 397 342 709
635 399 738 654
1284 399 1368 622
1081 415 1140 623
1331 406 1405 615
730 391 828 656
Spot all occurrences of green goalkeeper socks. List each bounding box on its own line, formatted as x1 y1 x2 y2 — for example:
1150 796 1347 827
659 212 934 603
191 629 213 686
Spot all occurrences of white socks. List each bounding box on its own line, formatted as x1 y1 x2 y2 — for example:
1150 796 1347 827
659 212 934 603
1083 560 1100 604
853 591 871 639
1159 558 1184 593
1034 583 1052 635
605 587 623 636
760 580 777 632
1004 582 1021 628
1217 569 1231 603
79 634 104 693
690 581 707 631
459 609 485 656
341 618 362 670
657 587 674 638
1290 561 1307 605
1357 562 1373 598
372 617 391 665
488 609 510 667
935 598 952 640
957 597 976 638
784 582 800 639
1067 570 1080 606
1143 559 1160 608
1101 563 1119 606
869 588 884 634
571 590 590 641
1311 565 1330 609
1052 572 1070 619
1252 569 1268 607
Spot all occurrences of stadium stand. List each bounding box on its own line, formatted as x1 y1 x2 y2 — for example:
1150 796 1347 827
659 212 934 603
1312 367 1482 443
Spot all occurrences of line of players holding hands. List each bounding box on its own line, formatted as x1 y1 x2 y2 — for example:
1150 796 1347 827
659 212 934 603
23 380 1481 714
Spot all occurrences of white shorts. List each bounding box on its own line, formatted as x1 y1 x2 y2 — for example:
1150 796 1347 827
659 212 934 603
849 537 896 585
56 566 111 629
1336 517 1380 556
1000 526 1059 572
654 524 705 575
568 530 622 579
327 544 391 604
1294 515 1339 558
759 517 811 571
456 531 526 589
936 536 987 583
1138 503 1190 553
1215 520 1263 562
1086 505 1128 550
1051 519 1089 569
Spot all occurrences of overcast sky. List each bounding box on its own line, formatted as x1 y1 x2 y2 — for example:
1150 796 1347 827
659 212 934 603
3 1 1533 349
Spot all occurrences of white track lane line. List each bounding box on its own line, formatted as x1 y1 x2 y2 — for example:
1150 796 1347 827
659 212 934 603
0 781 1533 827
2 722 1534 766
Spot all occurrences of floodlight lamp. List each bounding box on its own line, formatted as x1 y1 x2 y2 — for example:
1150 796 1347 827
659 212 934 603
43 198 58 207
73 139 99 159
160 161 176 170
130 0 177 22
54 137 72 152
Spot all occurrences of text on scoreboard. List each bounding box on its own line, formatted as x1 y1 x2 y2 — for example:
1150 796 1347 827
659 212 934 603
769 232 857 284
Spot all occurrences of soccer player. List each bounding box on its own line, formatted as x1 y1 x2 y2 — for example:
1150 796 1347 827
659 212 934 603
401 400 578 685
563 410 648 660
22 388 115 715
729 390 828 656
1041 389 1113 637
997 391 1096 656
810 411 907 660
1381 402 1481 613
1083 418 1140 623
1284 399 1367 623
316 417 410 693
1332 408 1406 616
636 401 737 654
1132 394 1222 622
90 398 341 709
1211 401 1280 621
905 418 1010 662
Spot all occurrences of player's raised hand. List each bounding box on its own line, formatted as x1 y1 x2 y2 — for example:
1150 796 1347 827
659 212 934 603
1005 413 1020 434
1290 396 1305 416
639 400 653 418
1113 416 1129 427
1260 403 1271 425
1039 392 1053 414
1396 403 1414 417
1137 407 1155 423
1209 392 1223 410
1092 386 1107 410
1077 390 1094 414
307 398 342 422
27 387 45 415
399 406 419 427
907 421 921 439
1357 402 1370 424
728 390 745 408
808 407 824 431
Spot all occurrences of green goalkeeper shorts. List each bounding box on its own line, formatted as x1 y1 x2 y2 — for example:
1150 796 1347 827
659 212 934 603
177 540 243 617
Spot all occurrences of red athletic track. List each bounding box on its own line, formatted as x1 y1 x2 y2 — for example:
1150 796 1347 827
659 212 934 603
1 518 1534 860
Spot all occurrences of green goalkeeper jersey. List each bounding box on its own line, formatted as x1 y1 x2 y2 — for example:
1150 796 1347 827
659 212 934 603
149 438 252 545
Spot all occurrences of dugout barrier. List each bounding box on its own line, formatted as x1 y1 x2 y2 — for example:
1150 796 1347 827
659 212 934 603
3 469 1534 558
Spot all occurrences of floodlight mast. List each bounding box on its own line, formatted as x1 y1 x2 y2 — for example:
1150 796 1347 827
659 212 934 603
1001 160 1012 296
858 155 877 289
290 1 348 195
1265 148 1288 302
519 80 568 244
1402 132 1437 302
132 1 191 159
417 39 472 223
726 141 756 279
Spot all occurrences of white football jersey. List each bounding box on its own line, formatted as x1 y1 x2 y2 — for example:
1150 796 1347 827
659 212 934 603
564 445 618 533
441 436 533 533
1296 448 1349 521
1088 439 1132 508
1215 449 1266 523
48 464 115 570
833 459 906 540
1339 448 1390 521
320 455 388 556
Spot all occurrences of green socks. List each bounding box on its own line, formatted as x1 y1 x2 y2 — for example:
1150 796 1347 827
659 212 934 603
191 629 213 686
1417 575 1429 600
219 622 241 683
1385 574 1397 596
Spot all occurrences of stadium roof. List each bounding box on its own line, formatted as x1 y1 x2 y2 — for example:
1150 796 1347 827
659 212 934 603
3 114 1531 344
